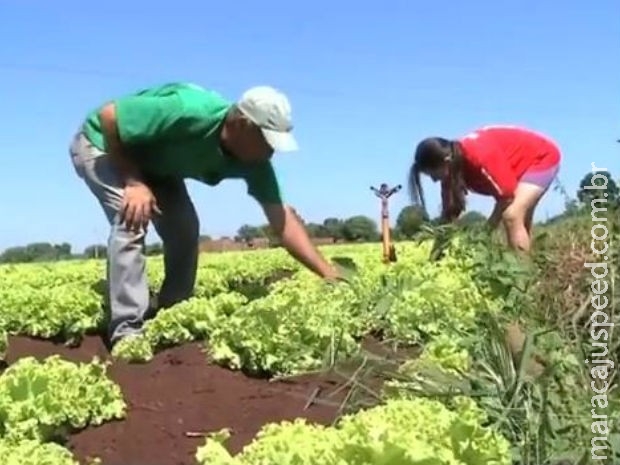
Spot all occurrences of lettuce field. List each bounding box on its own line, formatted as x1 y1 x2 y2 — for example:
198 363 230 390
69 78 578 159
0 218 617 465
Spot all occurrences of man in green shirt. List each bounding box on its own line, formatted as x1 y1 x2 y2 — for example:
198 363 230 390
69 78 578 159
69 82 343 348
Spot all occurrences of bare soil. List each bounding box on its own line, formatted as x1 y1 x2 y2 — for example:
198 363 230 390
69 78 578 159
4 335 342 465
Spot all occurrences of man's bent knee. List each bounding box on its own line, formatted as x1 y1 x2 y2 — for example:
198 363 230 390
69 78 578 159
107 220 147 258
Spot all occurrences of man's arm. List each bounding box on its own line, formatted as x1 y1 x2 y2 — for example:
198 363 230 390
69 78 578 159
261 203 340 279
99 101 162 230
243 161 341 280
99 102 144 187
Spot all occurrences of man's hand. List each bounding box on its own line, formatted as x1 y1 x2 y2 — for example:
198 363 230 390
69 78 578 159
121 182 161 232
261 203 342 279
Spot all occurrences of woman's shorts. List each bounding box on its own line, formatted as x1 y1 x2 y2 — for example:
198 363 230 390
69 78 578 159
520 144 561 190
520 164 560 190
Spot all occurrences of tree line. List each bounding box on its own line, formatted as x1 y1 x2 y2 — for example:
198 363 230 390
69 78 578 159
0 205 484 264
1 170 616 264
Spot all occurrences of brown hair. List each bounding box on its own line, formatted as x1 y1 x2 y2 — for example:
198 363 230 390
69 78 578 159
408 137 468 221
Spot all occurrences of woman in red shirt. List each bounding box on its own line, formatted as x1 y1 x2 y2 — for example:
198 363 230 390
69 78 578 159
408 125 561 252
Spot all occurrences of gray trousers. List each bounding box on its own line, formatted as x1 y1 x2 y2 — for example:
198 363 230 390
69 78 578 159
69 131 199 344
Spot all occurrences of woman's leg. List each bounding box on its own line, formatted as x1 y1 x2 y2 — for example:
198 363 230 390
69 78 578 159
501 164 559 252
525 207 535 233
521 193 538 237
501 183 546 251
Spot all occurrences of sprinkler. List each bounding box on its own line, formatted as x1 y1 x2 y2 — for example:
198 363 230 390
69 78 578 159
370 183 401 263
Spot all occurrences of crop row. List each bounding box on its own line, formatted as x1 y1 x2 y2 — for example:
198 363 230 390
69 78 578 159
0 247 302 343
0 355 511 465
0 237 514 464
0 240 505 378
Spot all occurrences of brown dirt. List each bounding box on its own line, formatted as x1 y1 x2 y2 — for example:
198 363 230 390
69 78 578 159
4 335 342 465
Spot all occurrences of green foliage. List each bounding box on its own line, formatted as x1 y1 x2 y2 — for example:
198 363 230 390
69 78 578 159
1 197 617 465
0 356 125 442
322 217 346 240
395 205 426 238
364 215 620 465
196 397 511 465
0 439 81 465
236 224 264 242
0 356 125 464
577 170 619 206
385 313 620 465
342 215 380 241
420 222 538 318
0 243 73 264
457 210 487 226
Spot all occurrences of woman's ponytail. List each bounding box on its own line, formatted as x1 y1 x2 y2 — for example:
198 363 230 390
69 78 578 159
411 137 468 221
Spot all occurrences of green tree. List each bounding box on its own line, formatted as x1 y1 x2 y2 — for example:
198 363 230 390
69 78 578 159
84 244 107 259
577 170 618 206
0 242 73 263
458 210 486 226
323 217 345 241
305 223 330 238
236 224 264 242
395 205 426 238
342 215 379 241
0 246 29 263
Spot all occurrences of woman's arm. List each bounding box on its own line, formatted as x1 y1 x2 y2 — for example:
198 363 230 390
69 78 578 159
487 197 512 231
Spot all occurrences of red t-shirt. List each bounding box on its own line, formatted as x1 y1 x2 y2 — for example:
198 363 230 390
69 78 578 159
454 125 561 200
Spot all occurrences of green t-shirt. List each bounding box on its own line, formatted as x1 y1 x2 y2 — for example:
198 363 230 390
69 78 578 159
81 82 283 205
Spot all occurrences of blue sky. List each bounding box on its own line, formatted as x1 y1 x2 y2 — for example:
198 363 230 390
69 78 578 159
0 0 617 252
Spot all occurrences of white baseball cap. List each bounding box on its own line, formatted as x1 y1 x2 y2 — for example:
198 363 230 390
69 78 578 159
237 86 299 152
